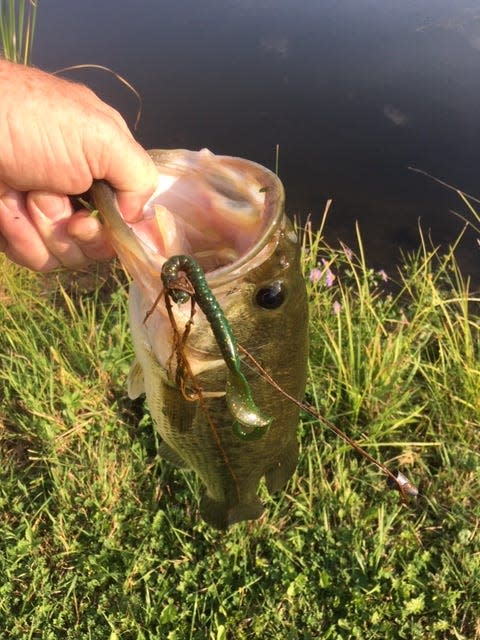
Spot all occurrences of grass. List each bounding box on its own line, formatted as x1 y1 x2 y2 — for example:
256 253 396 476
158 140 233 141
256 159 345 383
0 217 479 639
0 0 37 65
1 3 478 636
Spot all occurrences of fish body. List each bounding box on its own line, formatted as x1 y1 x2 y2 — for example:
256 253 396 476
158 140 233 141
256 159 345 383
92 149 308 529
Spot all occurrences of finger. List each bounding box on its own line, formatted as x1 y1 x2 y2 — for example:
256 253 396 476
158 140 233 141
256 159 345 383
94 131 158 223
27 191 91 269
96 101 133 137
0 188 59 271
67 209 116 261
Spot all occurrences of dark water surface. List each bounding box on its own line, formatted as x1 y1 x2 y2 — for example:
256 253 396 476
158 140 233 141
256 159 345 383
34 0 480 279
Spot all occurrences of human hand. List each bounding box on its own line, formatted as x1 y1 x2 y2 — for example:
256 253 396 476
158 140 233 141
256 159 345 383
0 60 158 271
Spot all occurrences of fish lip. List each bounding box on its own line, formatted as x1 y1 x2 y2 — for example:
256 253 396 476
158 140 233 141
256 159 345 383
92 150 285 289
201 157 285 287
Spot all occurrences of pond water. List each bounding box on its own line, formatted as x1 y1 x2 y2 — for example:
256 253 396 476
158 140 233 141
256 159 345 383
33 0 480 280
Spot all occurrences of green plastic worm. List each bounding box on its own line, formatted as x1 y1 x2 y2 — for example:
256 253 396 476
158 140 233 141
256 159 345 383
161 255 272 440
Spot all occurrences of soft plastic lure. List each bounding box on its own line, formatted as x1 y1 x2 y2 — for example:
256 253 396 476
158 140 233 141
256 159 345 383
161 255 273 440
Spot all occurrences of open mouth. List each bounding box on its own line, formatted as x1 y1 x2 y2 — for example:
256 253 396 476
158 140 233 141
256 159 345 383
91 149 287 374
121 149 284 285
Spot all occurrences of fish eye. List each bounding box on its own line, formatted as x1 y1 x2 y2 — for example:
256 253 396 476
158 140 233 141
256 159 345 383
255 281 286 309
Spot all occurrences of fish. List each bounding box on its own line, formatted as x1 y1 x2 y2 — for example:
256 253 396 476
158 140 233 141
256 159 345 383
91 148 308 529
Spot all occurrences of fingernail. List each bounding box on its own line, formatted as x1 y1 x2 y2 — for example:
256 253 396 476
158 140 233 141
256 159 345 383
0 189 25 213
67 214 116 261
29 192 68 221
68 214 101 243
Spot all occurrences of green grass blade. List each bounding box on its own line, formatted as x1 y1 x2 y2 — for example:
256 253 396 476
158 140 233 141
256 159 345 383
0 0 38 64
1 204 479 638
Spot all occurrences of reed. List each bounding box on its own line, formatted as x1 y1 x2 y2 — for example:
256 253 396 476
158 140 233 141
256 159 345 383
0 0 37 64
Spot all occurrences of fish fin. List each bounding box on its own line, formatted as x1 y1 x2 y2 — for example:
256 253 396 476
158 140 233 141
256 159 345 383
127 359 145 399
158 441 188 468
265 442 299 494
200 493 264 530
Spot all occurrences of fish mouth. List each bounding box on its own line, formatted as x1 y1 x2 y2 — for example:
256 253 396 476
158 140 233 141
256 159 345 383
92 148 284 294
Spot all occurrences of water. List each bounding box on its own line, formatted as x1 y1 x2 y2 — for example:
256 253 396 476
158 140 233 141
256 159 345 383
33 0 480 280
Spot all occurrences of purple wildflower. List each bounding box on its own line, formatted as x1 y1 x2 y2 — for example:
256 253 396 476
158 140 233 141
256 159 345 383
378 269 388 282
321 259 336 287
309 267 322 283
325 269 336 287
333 300 341 315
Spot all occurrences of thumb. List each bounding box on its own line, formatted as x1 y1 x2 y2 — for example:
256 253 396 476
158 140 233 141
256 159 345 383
99 136 158 222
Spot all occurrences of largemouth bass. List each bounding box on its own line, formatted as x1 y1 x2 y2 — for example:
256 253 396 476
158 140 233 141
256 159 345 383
92 148 308 529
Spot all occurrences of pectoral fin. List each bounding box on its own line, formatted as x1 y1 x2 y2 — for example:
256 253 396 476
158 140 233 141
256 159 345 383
127 360 145 399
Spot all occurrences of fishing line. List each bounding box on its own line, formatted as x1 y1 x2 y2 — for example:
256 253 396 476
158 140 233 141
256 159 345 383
237 344 418 502
154 256 479 524
238 346 480 526
156 258 417 501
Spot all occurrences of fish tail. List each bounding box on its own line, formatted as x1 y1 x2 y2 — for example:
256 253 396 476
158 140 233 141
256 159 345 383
200 493 264 530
